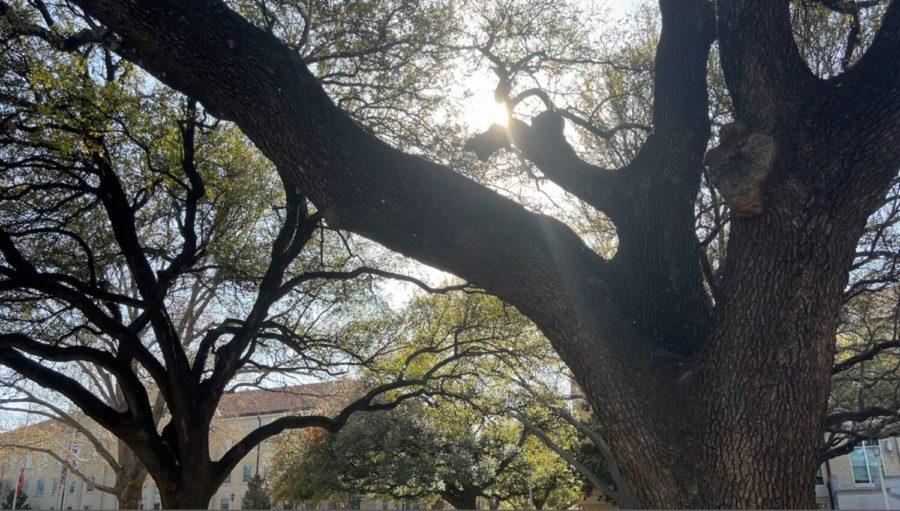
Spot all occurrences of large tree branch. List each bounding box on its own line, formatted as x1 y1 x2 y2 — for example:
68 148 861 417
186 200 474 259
0 346 133 436
71 0 679 422
464 113 627 218
716 0 818 130
0 231 167 386
512 412 620 505
91 148 191 387
832 338 900 374
0 333 153 427
214 379 433 477
199 189 318 420
819 1 900 198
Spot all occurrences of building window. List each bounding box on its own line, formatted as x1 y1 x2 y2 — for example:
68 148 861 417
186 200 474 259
223 472 231 485
51 478 58 496
815 467 825 485
220 498 230 510
23 480 29 493
69 480 77 494
10 456 17 469
241 497 247 509
35 479 45 497
153 503 160 510
24 455 32 469
85 476 95 493
40 453 48 468
242 464 252 483
851 439 883 486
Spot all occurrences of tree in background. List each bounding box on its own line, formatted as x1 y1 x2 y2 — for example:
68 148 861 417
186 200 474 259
243 474 272 510
269 293 582 510
2 490 30 510
269 402 581 511
0 8 491 506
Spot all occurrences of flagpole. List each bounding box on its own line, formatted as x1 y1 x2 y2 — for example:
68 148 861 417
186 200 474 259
10 460 22 510
58 427 77 511
11 401 34 510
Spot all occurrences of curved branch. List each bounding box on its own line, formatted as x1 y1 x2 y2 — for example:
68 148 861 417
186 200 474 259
0 346 130 435
716 0 817 129
832 338 900 374
512 412 620 504
0 340 153 434
215 379 432 475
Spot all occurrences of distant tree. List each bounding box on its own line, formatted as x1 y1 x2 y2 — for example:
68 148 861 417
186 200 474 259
3 490 30 510
243 474 272 510
270 293 582 511
269 402 580 510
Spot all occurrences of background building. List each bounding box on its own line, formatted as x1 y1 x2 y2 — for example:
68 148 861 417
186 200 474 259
819 437 900 510
0 381 415 510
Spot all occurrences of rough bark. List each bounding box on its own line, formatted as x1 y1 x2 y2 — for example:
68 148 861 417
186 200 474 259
115 442 147 510
60 0 900 507
440 489 478 511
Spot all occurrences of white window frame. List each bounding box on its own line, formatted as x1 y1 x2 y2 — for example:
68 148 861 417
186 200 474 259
851 439 884 488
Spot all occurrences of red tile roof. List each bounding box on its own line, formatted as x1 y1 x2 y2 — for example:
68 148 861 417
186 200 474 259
216 380 351 418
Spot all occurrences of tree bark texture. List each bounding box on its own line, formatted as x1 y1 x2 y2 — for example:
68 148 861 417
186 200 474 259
64 0 900 507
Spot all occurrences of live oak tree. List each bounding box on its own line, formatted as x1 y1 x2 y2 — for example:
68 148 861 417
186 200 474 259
243 474 272 510
4 0 900 508
269 292 583 511
0 11 492 508
269 403 581 511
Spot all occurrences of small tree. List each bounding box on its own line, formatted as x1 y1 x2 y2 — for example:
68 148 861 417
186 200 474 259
3 490 30 510
243 474 272 510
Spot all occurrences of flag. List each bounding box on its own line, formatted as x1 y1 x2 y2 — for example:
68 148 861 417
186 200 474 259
57 431 79 495
16 465 24 493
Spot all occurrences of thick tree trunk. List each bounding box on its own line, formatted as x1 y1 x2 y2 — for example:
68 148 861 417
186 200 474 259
440 490 478 510
159 478 217 510
118 484 143 511
117 441 148 509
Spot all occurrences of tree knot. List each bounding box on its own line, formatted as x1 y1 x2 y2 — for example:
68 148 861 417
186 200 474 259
704 121 776 217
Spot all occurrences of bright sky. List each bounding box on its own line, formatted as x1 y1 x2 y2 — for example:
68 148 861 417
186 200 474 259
388 0 644 307
461 0 641 131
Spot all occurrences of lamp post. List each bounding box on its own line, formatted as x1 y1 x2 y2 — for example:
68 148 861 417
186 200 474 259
527 467 533 510
873 446 891 510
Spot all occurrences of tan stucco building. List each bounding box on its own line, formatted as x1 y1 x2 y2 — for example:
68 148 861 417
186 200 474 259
0 381 415 510
817 437 900 510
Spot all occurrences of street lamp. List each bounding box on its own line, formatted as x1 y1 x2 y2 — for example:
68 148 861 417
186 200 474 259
872 446 890 509
527 467 533 510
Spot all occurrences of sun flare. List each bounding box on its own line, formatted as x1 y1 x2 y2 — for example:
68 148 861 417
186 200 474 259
462 93 510 130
